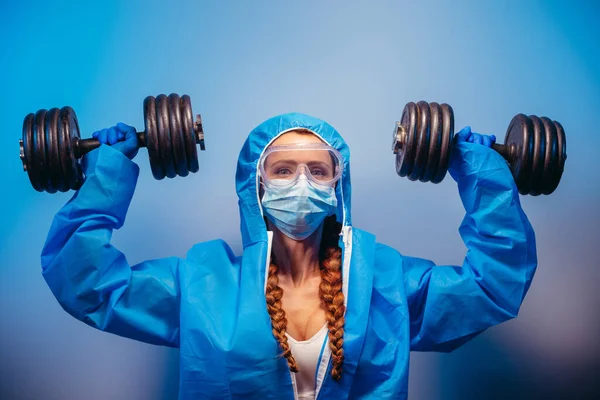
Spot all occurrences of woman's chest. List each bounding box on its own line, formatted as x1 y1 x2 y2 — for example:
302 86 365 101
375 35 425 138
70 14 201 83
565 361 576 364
280 286 327 342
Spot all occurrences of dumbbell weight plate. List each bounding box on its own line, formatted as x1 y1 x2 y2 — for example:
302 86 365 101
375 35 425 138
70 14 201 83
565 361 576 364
550 118 566 195
505 114 566 196
420 102 442 183
554 120 567 193
412 101 454 183
528 115 546 196
539 117 556 195
58 106 84 191
33 110 53 192
45 108 65 193
156 95 177 179
144 96 165 180
539 117 566 195
505 114 533 195
409 101 430 181
394 101 454 183
22 107 84 192
181 95 199 174
431 103 453 184
22 113 43 192
395 102 418 179
167 93 189 177
144 94 199 179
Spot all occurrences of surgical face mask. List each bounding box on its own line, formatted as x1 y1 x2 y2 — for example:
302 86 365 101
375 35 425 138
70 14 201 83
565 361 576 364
261 174 338 241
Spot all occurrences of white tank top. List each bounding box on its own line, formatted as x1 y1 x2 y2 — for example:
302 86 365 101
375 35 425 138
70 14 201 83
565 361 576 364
286 324 329 400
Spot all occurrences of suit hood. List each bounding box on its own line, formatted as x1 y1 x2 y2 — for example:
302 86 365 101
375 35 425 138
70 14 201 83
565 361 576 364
235 112 352 247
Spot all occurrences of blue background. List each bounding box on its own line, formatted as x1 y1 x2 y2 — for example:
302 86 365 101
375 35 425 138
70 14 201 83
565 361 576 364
1 0 599 399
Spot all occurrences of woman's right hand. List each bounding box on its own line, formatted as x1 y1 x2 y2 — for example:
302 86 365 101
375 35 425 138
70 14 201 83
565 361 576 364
454 126 496 148
92 122 140 160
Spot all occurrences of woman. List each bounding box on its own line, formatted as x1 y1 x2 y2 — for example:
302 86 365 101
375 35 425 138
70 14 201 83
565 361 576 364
41 112 536 399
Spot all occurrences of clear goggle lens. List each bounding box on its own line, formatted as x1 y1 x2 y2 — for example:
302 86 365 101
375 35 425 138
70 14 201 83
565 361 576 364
259 143 344 187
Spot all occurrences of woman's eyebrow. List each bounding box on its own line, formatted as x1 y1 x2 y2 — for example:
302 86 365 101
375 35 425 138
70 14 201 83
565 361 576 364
270 159 298 164
271 159 331 165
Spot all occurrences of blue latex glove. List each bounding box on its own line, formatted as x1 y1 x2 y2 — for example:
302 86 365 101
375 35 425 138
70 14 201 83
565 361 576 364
454 126 496 148
92 122 139 160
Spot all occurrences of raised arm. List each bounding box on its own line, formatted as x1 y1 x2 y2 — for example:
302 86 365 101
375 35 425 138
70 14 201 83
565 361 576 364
402 130 537 352
41 124 181 348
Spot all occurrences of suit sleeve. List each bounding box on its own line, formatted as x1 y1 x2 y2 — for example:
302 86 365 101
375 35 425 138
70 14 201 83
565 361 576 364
404 141 537 352
41 145 181 348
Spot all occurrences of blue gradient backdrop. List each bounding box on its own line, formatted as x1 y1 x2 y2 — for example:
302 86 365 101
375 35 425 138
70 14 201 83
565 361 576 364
1 1 599 399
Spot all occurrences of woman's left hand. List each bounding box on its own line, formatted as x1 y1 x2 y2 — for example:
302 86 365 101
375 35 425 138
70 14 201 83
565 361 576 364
454 126 496 148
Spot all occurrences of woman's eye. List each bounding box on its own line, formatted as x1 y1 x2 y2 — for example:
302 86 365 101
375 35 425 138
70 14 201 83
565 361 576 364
276 168 292 175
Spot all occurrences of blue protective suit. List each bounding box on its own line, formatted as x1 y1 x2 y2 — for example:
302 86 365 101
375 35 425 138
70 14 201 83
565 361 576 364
41 113 537 399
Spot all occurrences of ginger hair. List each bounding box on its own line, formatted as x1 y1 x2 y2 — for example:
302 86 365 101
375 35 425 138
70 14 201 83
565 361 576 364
265 215 345 381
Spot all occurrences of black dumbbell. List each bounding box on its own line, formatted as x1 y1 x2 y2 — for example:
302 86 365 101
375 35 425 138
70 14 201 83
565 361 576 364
391 101 567 196
19 93 205 193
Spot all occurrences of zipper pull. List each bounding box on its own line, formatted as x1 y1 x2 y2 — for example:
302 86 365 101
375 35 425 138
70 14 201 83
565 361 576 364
344 226 352 247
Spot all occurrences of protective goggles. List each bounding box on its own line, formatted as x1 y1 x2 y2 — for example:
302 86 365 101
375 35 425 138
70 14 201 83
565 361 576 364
259 143 344 188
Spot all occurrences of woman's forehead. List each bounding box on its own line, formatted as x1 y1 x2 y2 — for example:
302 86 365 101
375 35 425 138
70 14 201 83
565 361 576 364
265 150 333 165
269 130 324 147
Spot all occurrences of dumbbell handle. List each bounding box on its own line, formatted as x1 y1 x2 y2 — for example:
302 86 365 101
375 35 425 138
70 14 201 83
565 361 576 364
491 142 515 162
393 124 515 161
73 114 206 158
74 131 147 158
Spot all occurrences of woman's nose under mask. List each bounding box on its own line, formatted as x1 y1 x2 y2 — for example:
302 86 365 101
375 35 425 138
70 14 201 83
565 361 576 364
261 174 338 240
